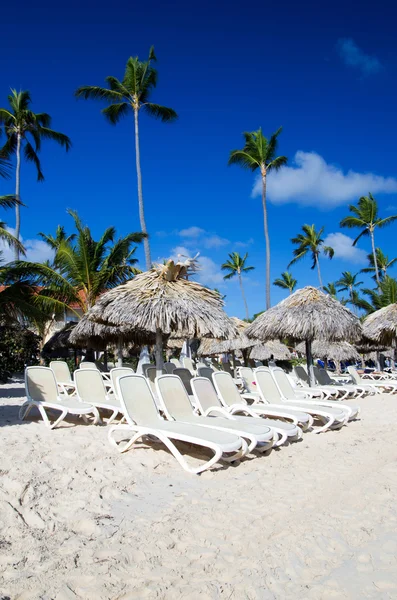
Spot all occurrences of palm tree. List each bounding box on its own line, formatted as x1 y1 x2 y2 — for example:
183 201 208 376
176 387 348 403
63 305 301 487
340 194 397 286
75 47 177 270
221 252 254 319
38 225 76 250
11 210 146 316
288 224 334 289
336 271 363 305
0 195 25 258
353 276 397 314
0 90 71 259
228 128 287 310
273 271 297 295
323 282 338 298
361 247 397 281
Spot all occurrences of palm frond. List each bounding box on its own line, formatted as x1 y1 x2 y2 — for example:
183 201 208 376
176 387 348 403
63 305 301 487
143 103 178 122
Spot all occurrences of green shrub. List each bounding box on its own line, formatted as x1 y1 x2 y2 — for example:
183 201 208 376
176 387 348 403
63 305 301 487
0 325 41 382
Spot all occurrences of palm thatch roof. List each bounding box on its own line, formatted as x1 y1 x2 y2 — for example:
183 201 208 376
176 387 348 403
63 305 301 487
245 287 362 343
296 340 360 362
87 260 237 340
69 314 156 348
362 304 397 346
250 340 291 361
197 317 255 356
41 322 79 356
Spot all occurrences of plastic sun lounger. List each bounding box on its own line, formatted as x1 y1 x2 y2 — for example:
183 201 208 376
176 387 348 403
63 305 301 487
191 376 302 447
347 366 397 394
254 368 348 433
293 365 338 399
109 374 246 474
21 366 99 429
50 360 76 396
74 368 124 424
313 367 366 399
212 370 313 431
270 367 360 422
155 374 275 454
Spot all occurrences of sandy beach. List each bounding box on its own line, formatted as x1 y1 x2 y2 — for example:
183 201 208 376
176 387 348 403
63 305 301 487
1 378 397 600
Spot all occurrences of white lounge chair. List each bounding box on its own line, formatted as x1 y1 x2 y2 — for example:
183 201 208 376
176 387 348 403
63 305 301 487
212 370 312 431
21 366 99 429
313 366 366 399
109 374 246 474
74 368 124 424
182 357 196 375
191 376 301 447
163 362 176 374
173 367 194 396
293 365 337 399
79 361 97 369
110 367 135 396
155 374 274 454
170 357 182 369
271 367 360 422
50 360 76 395
255 368 347 433
347 366 397 394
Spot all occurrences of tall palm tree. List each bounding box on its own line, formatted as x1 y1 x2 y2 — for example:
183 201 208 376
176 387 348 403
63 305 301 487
340 194 397 286
288 224 334 289
11 210 146 316
353 276 397 314
361 247 397 281
38 225 76 250
221 252 254 319
323 282 338 298
75 47 177 270
228 127 287 310
0 89 71 259
336 271 363 305
273 271 297 295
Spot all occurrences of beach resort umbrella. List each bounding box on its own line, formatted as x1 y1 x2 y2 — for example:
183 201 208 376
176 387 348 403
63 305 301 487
245 286 362 386
197 317 255 356
250 340 292 361
362 304 397 347
295 340 360 363
86 259 237 376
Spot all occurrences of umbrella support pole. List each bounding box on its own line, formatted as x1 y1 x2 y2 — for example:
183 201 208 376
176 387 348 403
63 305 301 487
305 339 315 387
156 328 164 378
103 349 108 371
117 337 123 368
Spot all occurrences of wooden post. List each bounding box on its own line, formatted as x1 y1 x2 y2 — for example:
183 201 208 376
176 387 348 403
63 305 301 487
155 328 164 378
305 339 315 387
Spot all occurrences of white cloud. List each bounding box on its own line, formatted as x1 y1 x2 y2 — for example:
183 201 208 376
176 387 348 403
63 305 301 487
169 245 224 286
0 229 54 264
252 151 397 208
178 226 205 238
202 234 230 249
235 238 254 248
323 233 367 265
336 38 383 76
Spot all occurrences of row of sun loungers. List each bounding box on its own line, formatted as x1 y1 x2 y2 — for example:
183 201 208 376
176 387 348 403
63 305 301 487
20 358 394 474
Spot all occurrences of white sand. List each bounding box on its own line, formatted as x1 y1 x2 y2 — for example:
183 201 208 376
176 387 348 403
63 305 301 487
1 378 397 600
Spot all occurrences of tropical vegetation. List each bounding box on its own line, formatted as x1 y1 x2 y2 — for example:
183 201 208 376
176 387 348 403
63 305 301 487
273 271 297 295
361 247 397 281
221 252 254 319
288 224 334 289
75 47 177 270
229 127 287 310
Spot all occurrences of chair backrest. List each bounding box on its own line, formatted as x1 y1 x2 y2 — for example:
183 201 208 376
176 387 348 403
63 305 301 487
79 361 97 370
25 366 60 403
222 362 234 377
155 374 194 421
182 357 196 374
254 368 282 404
145 366 166 394
116 374 161 427
294 365 310 385
212 371 244 408
50 360 72 383
170 357 182 368
163 361 176 374
271 367 296 400
173 368 193 395
74 369 108 404
142 363 155 377
347 365 361 384
197 366 215 383
313 366 329 385
238 367 257 394
191 377 222 413
110 367 135 396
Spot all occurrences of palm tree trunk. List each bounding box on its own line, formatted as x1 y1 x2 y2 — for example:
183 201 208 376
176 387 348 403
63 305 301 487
134 108 151 270
261 173 271 310
370 230 380 286
14 132 21 261
238 273 249 320
315 254 323 289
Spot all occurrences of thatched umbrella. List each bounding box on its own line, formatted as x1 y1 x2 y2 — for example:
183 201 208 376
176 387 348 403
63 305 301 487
245 286 362 386
363 304 397 346
41 322 78 358
197 317 255 356
296 340 360 363
250 340 292 361
86 259 237 376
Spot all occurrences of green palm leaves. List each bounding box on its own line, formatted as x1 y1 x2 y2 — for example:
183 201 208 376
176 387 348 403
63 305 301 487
273 271 297 295
75 47 177 270
221 252 254 319
229 127 287 310
288 224 334 289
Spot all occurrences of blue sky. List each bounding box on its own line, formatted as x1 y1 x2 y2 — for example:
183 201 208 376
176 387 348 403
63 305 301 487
1 0 397 318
